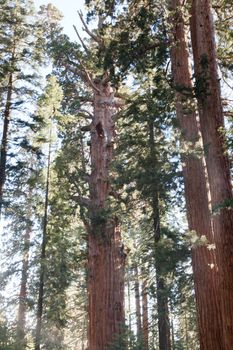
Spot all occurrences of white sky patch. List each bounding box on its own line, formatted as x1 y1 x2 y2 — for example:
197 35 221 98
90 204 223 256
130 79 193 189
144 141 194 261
34 0 86 41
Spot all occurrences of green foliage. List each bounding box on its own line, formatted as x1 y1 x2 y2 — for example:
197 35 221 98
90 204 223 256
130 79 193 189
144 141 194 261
193 54 211 101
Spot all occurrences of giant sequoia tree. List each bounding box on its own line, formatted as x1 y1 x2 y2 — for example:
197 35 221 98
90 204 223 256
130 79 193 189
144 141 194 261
169 1 223 349
87 77 126 350
50 15 126 348
190 0 233 347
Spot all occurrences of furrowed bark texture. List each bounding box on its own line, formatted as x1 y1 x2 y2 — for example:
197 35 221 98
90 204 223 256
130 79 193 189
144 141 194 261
88 82 125 350
170 1 223 349
190 1 233 347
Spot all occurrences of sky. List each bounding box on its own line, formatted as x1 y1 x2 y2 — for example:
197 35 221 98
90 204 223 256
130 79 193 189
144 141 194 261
34 0 86 40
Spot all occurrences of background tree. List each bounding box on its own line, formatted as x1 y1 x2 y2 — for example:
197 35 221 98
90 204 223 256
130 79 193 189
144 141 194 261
0 0 46 215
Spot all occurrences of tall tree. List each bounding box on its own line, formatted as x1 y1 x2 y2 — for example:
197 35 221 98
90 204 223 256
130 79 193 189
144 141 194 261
16 188 33 350
87 77 126 350
169 1 223 349
50 16 126 348
190 1 233 347
148 118 171 350
34 76 63 350
0 0 46 215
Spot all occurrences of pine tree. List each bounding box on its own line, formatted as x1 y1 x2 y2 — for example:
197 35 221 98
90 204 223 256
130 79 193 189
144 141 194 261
34 76 63 350
0 0 46 216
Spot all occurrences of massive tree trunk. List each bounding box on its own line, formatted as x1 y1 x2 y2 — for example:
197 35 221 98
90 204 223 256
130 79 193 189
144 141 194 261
0 72 13 215
190 0 233 347
169 1 223 349
148 119 171 350
88 82 125 350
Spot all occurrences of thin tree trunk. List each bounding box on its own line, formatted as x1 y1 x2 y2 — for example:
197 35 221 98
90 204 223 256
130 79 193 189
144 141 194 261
184 308 189 348
142 271 149 350
88 82 125 350
169 300 175 349
0 72 13 215
81 315 87 350
190 1 233 347
169 1 224 349
35 125 52 350
134 265 142 341
156 271 171 350
127 275 132 349
16 210 32 349
148 119 171 350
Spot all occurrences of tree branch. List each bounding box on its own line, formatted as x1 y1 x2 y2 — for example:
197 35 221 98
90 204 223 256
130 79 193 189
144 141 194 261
73 25 89 54
72 195 91 208
78 61 102 93
78 11 104 47
78 108 93 119
81 125 91 132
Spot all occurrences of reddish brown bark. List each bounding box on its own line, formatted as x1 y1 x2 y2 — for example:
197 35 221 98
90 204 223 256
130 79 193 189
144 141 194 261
170 1 224 349
190 0 233 347
88 82 125 350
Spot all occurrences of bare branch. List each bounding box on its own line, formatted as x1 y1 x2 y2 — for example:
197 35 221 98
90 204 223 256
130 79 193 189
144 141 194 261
109 189 127 204
72 195 91 208
73 25 89 54
79 96 94 103
224 112 233 117
80 62 102 93
79 108 94 119
81 125 91 132
101 71 110 85
66 65 89 83
67 63 100 93
78 10 104 47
